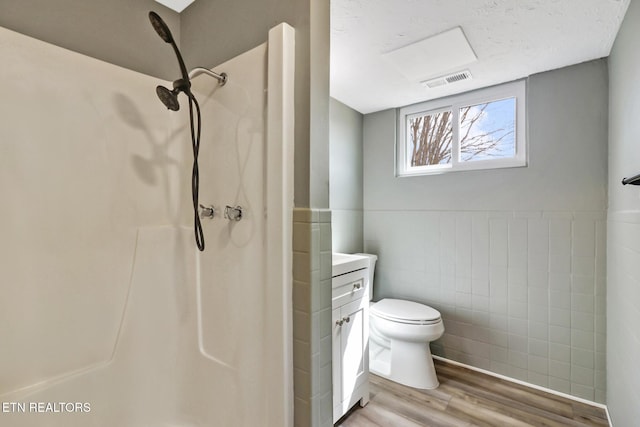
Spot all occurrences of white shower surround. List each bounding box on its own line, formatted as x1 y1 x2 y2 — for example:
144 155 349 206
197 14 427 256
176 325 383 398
0 22 294 427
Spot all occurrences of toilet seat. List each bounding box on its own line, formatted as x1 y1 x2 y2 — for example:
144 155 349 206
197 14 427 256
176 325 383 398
371 298 442 325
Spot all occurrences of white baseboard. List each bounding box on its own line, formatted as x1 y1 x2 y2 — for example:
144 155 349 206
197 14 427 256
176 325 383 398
433 355 609 413
605 406 614 426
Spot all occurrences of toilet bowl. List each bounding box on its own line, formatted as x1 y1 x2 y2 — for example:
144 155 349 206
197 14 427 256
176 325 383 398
357 254 445 390
369 298 444 389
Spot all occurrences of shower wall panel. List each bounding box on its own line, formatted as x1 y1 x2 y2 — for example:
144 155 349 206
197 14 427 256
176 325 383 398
0 24 191 400
0 23 293 426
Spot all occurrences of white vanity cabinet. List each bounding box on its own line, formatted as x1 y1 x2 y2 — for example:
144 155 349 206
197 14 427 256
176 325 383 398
331 259 370 423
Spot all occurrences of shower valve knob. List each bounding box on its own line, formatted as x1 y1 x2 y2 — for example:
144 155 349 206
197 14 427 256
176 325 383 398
224 205 243 221
199 204 215 219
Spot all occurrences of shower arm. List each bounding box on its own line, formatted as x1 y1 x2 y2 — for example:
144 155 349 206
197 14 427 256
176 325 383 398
188 67 228 86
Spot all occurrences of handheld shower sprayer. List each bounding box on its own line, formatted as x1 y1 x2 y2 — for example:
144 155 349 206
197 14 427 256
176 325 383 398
149 11 173 44
148 11 191 111
148 11 228 252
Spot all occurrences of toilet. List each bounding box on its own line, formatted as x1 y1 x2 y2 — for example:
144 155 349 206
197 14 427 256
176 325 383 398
358 254 445 390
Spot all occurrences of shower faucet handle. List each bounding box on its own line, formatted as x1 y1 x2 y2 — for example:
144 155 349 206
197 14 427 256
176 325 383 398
224 205 243 221
199 204 216 219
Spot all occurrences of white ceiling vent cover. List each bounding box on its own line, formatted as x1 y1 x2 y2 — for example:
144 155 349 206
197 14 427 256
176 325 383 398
382 27 477 82
422 70 472 89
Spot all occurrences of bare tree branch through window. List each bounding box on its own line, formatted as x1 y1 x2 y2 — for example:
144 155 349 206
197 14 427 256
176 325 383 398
409 98 516 167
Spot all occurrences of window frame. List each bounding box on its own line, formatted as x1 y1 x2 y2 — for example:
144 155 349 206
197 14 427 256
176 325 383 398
396 79 527 177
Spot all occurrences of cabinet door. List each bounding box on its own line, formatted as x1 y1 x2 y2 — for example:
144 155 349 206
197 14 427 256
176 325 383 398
332 306 343 416
339 298 368 412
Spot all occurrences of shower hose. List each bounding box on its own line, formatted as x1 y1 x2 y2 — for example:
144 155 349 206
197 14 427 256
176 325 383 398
188 92 205 251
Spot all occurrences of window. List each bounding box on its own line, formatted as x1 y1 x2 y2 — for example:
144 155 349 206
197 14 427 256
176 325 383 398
397 80 526 176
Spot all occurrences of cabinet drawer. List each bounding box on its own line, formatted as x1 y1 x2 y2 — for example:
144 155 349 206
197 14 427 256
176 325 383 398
332 269 367 307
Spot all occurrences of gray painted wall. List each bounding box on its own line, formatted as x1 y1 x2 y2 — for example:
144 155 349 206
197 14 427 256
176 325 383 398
607 0 640 423
181 0 300 70
363 60 608 402
363 61 608 212
330 98 363 253
0 0 180 80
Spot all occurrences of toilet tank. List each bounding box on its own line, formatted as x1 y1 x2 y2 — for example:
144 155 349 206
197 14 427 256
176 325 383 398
355 253 377 301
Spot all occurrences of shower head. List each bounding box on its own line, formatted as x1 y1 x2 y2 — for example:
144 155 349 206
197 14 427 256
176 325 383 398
156 85 180 111
149 11 173 44
155 78 191 111
149 11 191 111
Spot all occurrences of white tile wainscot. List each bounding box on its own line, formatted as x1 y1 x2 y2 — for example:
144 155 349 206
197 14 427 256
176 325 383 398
363 210 606 403
293 208 333 427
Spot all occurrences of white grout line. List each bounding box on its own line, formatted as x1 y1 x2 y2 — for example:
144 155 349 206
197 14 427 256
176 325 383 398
433 355 608 411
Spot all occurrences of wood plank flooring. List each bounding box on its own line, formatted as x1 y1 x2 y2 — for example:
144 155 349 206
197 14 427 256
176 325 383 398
336 359 609 427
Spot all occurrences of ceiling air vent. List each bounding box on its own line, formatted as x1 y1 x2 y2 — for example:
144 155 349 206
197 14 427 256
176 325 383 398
421 70 472 89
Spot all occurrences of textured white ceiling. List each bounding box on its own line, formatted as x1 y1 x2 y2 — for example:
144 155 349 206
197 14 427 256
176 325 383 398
331 0 630 114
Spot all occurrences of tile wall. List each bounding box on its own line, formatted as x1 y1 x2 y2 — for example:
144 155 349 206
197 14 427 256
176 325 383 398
364 210 606 403
292 208 333 427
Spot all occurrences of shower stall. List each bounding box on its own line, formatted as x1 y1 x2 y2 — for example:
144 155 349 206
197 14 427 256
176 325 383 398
0 20 294 427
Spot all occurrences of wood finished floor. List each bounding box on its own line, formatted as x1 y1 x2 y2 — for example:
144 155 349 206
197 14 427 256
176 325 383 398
336 359 609 427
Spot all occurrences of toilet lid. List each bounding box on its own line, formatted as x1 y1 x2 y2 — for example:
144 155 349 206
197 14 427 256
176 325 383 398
371 298 441 323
